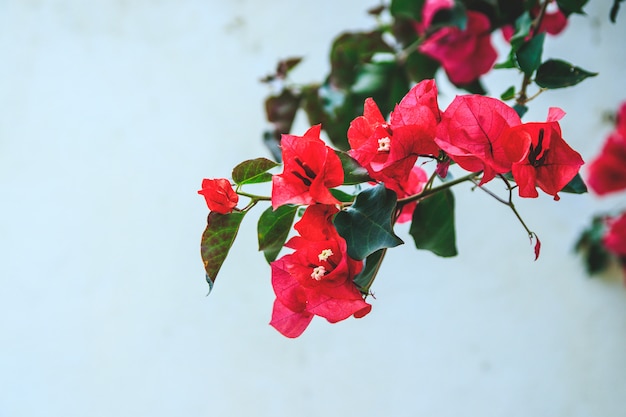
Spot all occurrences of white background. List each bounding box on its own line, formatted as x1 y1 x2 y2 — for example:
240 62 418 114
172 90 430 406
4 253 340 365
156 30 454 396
1 1 626 416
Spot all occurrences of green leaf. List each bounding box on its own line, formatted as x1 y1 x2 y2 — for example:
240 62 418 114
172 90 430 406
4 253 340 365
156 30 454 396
500 85 516 101
557 0 589 15
201 211 246 292
334 184 404 260
560 173 588 194
330 188 356 203
535 59 598 89
409 189 457 257
430 2 467 31
232 158 279 185
404 50 440 83
257 205 297 263
390 0 425 21
353 249 386 295
516 33 545 76
335 150 371 185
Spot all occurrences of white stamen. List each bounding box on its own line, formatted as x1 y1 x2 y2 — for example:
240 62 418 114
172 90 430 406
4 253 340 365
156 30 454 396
318 249 334 262
377 137 391 152
311 266 327 280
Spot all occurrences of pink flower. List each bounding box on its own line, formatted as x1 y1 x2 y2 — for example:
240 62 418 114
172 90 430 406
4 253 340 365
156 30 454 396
271 125 344 208
270 205 371 338
604 212 626 257
197 178 238 214
419 10 497 85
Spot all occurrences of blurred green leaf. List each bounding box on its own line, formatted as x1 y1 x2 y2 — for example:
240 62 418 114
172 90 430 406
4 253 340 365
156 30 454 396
334 184 404 260
390 0 426 21
409 189 457 257
535 59 598 89
201 211 246 292
330 31 393 89
264 89 301 137
557 0 589 15
610 0 624 22
405 50 440 83
575 216 611 275
258 205 297 263
232 158 279 185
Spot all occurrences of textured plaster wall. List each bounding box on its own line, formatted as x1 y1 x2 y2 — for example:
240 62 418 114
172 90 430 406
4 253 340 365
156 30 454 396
1 1 625 416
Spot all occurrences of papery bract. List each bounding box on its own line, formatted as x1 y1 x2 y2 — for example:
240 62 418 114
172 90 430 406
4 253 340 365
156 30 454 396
435 95 521 184
198 178 238 214
501 108 584 200
502 2 568 41
271 125 343 208
587 102 626 195
419 11 497 85
270 204 371 338
348 80 440 194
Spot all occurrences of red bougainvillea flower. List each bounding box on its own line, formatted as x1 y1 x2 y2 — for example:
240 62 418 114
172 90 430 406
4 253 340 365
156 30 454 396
347 79 440 194
396 166 429 224
587 102 626 195
501 108 584 200
419 10 497 85
270 204 371 338
604 212 626 257
197 178 238 214
435 94 521 185
271 124 343 209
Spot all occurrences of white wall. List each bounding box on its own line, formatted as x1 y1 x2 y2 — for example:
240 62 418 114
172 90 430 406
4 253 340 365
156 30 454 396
1 1 625 416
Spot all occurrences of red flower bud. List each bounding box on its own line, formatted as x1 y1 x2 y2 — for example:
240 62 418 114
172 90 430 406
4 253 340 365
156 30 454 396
198 178 238 214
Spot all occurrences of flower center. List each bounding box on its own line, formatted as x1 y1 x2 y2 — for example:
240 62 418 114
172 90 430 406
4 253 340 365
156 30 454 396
311 265 327 280
318 248 334 262
377 137 391 152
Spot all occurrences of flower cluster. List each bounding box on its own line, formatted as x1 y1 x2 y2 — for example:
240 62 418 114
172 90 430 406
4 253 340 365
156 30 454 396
199 78 584 337
578 101 626 278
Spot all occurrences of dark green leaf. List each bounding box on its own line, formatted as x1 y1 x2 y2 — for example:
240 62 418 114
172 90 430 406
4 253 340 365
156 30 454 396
458 78 487 95
334 184 404 260
557 0 589 15
509 12 533 51
336 150 371 185
409 189 457 257
404 50 440 83
390 0 426 21
257 205 297 263
561 173 588 194
516 33 545 76
232 157 279 185
535 59 598 89
500 85 516 101
610 0 624 22
353 249 386 295
201 211 246 292
513 103 528 118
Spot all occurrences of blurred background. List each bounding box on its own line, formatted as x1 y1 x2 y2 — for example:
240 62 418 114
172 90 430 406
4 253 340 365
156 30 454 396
1 1 625 416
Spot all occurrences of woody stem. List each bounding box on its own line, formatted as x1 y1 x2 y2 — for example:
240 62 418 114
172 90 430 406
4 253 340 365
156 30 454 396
396 172 481 206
